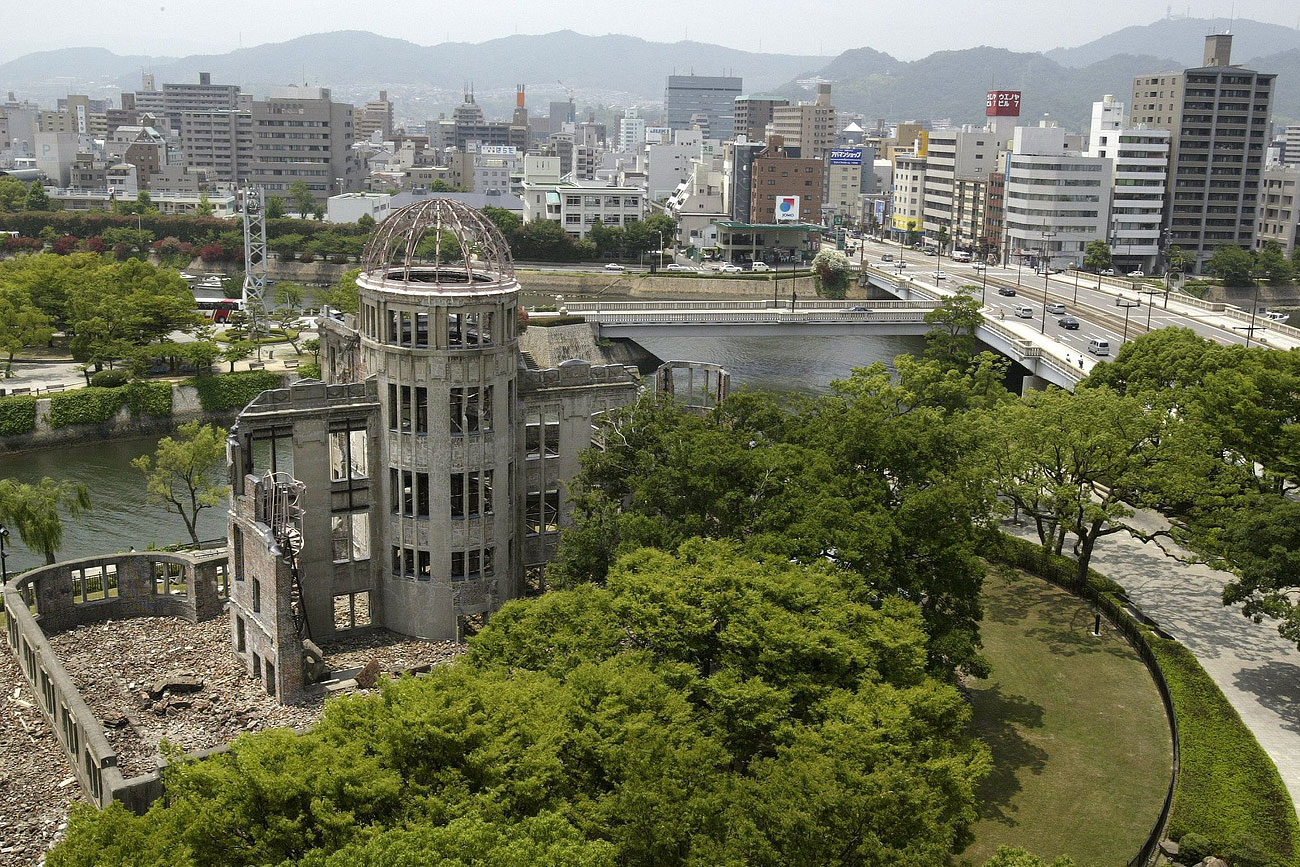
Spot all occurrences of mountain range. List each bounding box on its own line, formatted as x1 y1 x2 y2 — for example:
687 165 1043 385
1 19 1296 131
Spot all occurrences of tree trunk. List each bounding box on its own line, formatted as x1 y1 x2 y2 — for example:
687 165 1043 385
1075 518 1104 587
44 546 55 565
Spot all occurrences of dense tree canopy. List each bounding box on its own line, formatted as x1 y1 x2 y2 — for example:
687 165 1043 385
50 541 988 866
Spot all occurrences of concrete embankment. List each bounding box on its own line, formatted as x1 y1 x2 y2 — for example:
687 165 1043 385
517 270 841 301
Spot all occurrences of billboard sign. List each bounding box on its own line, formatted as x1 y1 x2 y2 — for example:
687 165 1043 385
477 145 516 156
874 199 886 221
986 90 1022 117
774 195 800 222
830 148 863 166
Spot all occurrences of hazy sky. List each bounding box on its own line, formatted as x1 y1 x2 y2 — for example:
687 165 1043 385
2 0 1297 61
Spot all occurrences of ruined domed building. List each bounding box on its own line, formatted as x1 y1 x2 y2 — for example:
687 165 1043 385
225 199 640 702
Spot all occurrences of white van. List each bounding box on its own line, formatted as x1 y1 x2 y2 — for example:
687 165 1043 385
1014 304 1034 318
1087 337 1111 356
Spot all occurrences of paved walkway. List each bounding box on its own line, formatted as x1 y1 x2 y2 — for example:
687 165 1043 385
1010 511 1300 815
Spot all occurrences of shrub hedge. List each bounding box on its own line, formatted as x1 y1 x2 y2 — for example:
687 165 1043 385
187 370 283 412
123 381 174 417
527 314 588 328
48 386 134 428
89 369 129 388
0 394 38 435
1153 638 1300 865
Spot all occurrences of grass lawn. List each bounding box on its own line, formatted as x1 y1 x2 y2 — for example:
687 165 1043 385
958 564 1173 866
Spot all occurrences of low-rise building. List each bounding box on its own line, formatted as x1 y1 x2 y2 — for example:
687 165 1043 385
1256 164 1300 257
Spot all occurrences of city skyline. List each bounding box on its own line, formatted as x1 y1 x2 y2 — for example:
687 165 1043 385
1 0 1296 63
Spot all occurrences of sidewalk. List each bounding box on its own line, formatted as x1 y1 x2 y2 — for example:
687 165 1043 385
1009 513 1300 815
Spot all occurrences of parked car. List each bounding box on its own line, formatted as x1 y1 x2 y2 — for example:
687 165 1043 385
1046 302 1066 315
1057 315 1081 330
1128 269 1145 277
997 286 1017 296
750 262 771 272
1099 268 1115 276
719 263 743 273
604 262 626 272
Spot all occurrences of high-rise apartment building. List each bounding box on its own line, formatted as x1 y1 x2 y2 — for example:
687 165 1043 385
1131 34 1274 273
180 110 253 185
733 94 789 142
247 86 360 202
664 75 742 141
771 84 835 162
353 91 394 141
1282 125 1300 166
136 73 243 133
1256 164 1300 257
1005 125 1112 267
617 108 646 152
891 151 927 240
1085 94 1170 271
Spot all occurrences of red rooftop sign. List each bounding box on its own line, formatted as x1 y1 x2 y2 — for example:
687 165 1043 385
986 91 1022 117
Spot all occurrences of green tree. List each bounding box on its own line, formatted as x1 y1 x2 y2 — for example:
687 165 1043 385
1254 240 1294 284
321 268 360 315
905 219 920 247
65 259 203 364
287 181 316 218
264 195 287 219
0 284 55 364
0 478 91 565
221 339 255 372
1164 244 1192 274
987 385 1217 582
428 178 457 193
0 176 28 211
811 248 852 299
135 191 156 214
131 422 229 547
355 212 376 230
0 252 107 327
1084 239 1112 289
934 226 950 255
25 181 53 211
481 205 521 238
923 289 983 368
194 190 214 217
1206 245 1255 287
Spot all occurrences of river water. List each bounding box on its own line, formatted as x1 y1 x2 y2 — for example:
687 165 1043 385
0 335 922 574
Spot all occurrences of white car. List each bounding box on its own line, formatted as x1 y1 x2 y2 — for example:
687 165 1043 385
1128 269 1145 277
750 262 771 272
972 262 987 270
933 270 949 280
665 263 693 272
719 263 743 273
604 262 626 272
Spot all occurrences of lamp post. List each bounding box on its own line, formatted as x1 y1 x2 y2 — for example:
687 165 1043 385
657 231 664 271
1073 264 1081 305
1116 295 1140 345
981 263 989 306
1245 274 1262 348
0 524 8 585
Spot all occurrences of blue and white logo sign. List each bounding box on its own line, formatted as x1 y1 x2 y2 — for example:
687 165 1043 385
775 195 800 222
830 148 863 166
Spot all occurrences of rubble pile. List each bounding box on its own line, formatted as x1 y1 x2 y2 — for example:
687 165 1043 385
321 628 463 678
0 654 83 864
48 617 323 777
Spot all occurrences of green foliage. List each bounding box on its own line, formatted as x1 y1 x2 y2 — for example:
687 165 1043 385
132 421 229 546
1206 246 1256 287
123 380 174 417
1255 240 1295 285
321 268 360 315
26 181 53 211
0 477 90 564
0 177 28 212
264 195 286 219
1153 638 1300 865
525 314 587 328
923 289 984 368
0 394 38 435
187 370 282 411
287 181 316 218
1177 833 1215 863
980 846 1077 867
297 361 322 380
550 377 1000 680
1083 239 1112 273
811 248 852 298
0 281 54 361
52 541 988 866
48 386 135 428
89 369 128 388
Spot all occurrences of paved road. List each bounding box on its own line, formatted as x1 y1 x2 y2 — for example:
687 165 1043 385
848 237 1298 357
1010 512 1300 816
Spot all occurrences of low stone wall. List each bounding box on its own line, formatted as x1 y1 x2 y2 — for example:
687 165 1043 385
1 550 228 810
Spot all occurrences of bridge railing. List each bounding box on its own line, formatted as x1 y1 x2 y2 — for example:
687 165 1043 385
563 299 936 312
588 309 934 326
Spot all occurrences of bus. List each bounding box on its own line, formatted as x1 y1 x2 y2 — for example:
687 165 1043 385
196 298 243 323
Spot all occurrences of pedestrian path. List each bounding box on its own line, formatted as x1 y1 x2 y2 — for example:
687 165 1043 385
1009 512 1300 815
